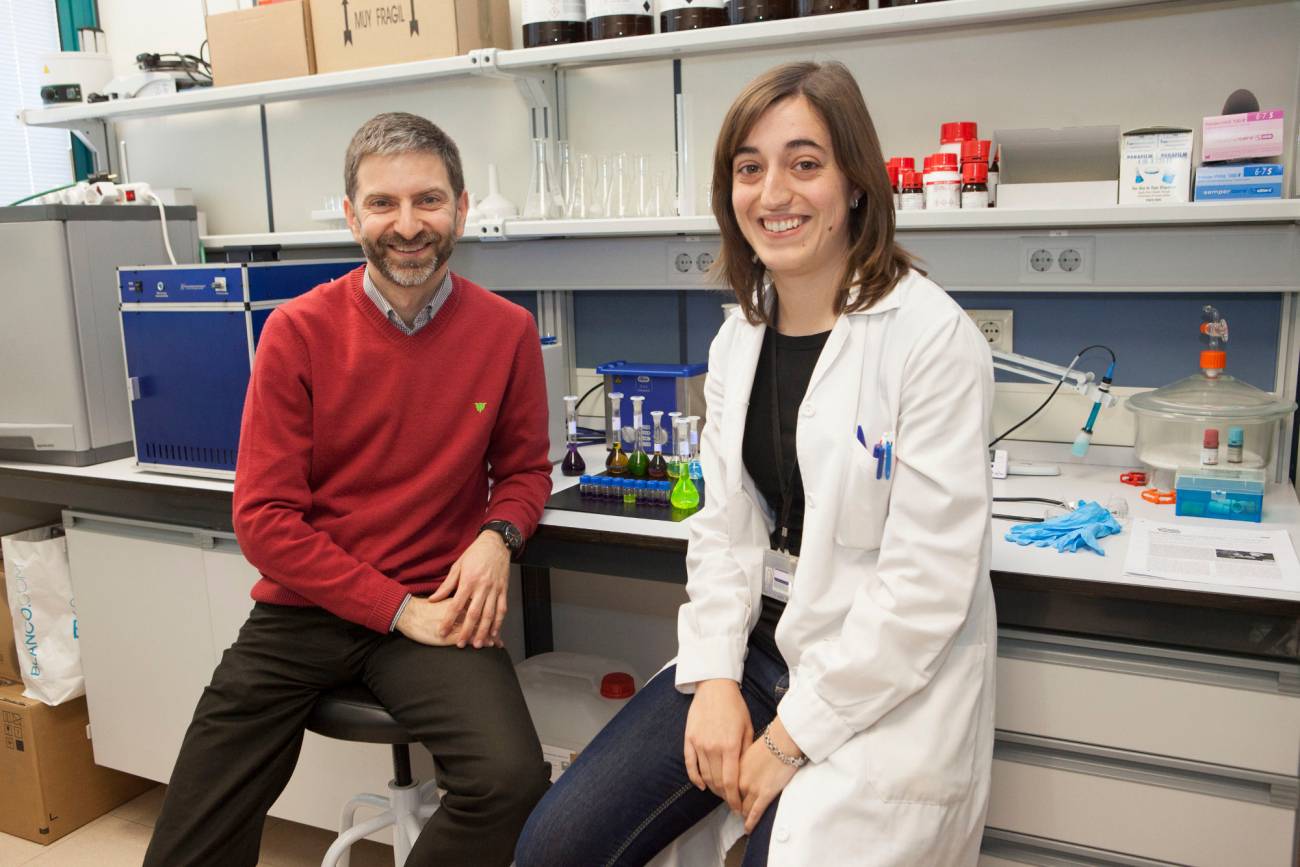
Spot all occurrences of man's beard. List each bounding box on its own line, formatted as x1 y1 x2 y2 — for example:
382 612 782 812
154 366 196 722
361 228 456 288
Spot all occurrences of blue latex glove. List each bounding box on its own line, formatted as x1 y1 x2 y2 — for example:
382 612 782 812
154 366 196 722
1005 501 1122 556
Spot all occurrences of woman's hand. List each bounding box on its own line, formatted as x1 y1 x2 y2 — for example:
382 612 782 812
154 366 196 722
684 679 753 813
739 715 803 833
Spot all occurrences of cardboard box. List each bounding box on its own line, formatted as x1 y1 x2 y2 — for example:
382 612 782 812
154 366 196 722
1120 127 1194 204
1202 109 1285 162
310 0 510 74
0 565 20 683
206 1 316 87
0 682 153 844
1194 164 1285 201
996 180 1120 209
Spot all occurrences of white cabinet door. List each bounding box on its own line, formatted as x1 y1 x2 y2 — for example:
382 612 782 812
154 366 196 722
65 513 215 783
201 540 258 661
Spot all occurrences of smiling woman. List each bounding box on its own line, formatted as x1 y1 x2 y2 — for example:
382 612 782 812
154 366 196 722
516 61 996 867
711 61 916 329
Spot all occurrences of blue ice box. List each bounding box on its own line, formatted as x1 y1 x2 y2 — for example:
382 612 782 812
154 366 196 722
1174 466 1265 523
118 260 360 477
596 361 707 449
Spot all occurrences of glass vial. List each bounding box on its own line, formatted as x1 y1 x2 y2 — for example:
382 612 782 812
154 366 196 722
729 0 793 23
1227 427 1244 464
587 0 653 39
660 0 728 31
523 0 587 48
1201 428 1219 466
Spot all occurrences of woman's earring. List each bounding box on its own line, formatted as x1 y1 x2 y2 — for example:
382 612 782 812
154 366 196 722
850 194 862 209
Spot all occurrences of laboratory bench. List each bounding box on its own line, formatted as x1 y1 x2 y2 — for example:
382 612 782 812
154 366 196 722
3 448 1300 866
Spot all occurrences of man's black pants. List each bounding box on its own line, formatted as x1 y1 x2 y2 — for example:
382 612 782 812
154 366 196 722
143 602 551 867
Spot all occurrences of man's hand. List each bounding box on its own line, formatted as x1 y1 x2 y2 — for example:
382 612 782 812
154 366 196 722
683 679 753 814
738 715 802 833
427 530 511 648
394 596 466 646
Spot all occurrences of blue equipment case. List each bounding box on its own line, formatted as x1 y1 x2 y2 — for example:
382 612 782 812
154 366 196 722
596 361 708 449
118 260 360 477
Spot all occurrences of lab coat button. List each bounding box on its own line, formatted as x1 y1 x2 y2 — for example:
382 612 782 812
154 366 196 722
806 495 815 509
801 404 815 417
775 827 790 842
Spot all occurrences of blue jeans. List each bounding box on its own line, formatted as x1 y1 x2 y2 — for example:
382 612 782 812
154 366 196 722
514 637 789 867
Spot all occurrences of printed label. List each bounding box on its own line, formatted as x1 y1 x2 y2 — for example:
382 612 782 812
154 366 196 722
541 743 578 782
523 0 586 24
961 191 989 209
589 0 652 15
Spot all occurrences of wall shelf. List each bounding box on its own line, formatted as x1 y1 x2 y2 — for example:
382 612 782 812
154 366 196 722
200 200 1300 249
21 0 1193 129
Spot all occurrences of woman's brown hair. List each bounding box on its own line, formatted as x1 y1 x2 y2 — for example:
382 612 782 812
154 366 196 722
711 61 917 325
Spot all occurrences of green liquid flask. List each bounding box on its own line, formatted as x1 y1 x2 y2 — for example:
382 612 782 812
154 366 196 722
669 417 699 509
627 395 649 477
670 472 700 510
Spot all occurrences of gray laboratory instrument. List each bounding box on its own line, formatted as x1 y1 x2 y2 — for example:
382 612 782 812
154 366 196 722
0 205 199 465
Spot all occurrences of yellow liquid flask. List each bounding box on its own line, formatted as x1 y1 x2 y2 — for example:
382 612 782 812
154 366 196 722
606 391 628 475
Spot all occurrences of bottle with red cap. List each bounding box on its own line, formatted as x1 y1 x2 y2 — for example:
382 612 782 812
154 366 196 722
899 169 924 210
988 143 1001 207
886 159 902 208
961 162 989 209
923 152 960 210
960 139 992 209
940 121 978 167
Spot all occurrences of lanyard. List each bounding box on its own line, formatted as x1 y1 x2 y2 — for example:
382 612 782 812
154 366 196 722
768 309 801 554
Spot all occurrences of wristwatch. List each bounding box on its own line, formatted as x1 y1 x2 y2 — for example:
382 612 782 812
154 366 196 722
479 519 524 556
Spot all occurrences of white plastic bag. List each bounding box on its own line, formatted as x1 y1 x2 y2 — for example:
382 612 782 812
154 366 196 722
2 526 83 705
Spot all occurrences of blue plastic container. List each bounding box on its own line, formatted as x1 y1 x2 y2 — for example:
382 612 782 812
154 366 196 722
1174 467 1266 522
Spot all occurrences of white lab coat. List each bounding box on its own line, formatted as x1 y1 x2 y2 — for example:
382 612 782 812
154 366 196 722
651 269 997 867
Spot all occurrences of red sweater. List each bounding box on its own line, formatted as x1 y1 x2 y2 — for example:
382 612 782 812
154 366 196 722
232 267 553 633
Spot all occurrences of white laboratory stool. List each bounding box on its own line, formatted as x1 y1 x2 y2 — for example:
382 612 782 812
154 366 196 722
305 683 441 867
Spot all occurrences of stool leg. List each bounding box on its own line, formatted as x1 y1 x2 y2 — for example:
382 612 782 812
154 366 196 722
334 793 390 867
320 810 396 867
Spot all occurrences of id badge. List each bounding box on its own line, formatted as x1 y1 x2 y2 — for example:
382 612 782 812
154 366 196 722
762 548 798 603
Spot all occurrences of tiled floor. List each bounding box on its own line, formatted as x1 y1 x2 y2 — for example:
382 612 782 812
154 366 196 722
0 785 395 867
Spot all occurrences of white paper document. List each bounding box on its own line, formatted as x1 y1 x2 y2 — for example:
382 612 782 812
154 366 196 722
1124 519 1300 592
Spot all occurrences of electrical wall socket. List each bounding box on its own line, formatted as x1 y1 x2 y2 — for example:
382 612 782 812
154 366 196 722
667 241 719 286
1018 236 1096 284
967 309 1013 352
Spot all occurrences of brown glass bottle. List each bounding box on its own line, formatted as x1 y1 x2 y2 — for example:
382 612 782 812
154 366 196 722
796 0 868 14
879 0 947 6
587 6 653 41
661 1 728 31
522 0 587 48
729 0 794 25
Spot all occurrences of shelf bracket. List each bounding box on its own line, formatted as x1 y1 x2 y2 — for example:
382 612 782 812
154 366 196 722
67 118 114 176
468 48 558 140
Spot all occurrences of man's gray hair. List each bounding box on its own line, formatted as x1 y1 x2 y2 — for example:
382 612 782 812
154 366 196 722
344 112 465 203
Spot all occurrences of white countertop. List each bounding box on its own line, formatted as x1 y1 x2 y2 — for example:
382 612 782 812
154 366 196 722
5 447 1300 602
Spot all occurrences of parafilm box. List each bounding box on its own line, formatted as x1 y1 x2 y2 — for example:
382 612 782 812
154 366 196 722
1120 127 1193 204
1202 109 1285 162
1194 164 1285 201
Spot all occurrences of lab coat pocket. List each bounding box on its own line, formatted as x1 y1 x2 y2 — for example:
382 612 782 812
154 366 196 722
834 446 892 551
862 644 985 805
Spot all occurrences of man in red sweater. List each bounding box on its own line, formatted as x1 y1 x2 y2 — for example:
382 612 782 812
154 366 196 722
144 113 553 867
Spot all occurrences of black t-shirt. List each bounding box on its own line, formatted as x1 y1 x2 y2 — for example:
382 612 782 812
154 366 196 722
742 327 831 664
